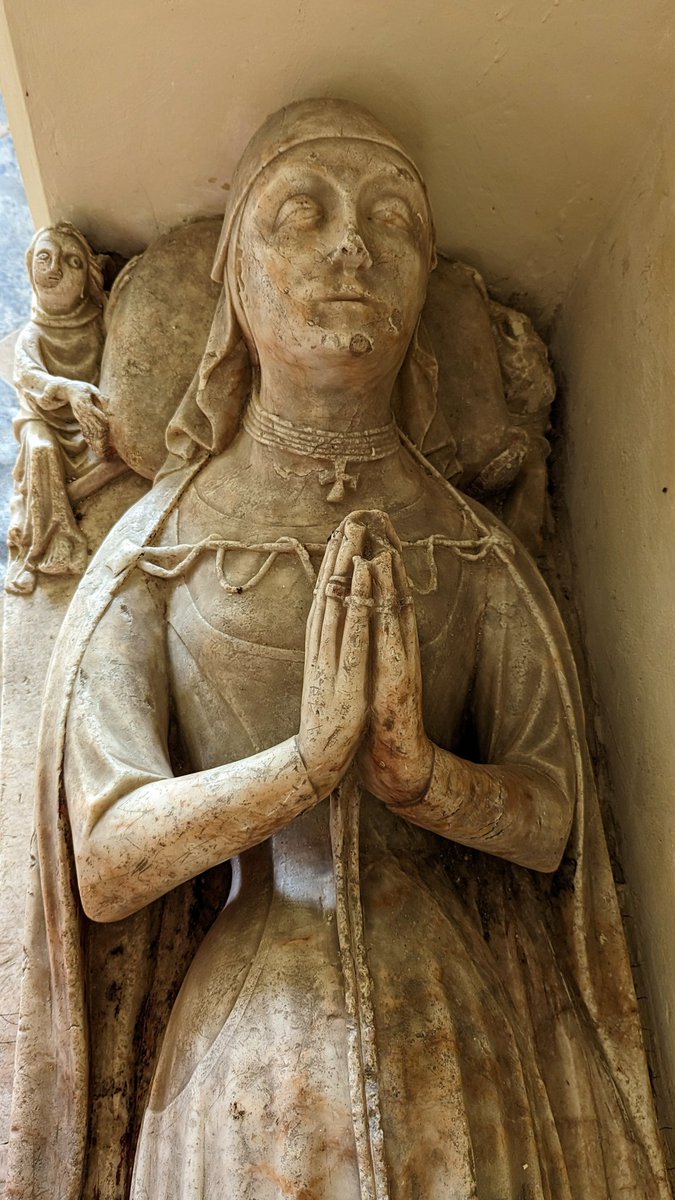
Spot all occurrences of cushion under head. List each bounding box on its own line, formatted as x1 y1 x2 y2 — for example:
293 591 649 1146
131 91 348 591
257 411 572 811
101 219 516 483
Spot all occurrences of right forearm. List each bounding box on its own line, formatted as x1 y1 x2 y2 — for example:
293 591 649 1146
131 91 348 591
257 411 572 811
14 357 73 410
74 736 317 922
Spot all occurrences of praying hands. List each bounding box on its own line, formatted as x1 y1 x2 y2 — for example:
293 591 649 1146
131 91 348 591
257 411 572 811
298 509 433 805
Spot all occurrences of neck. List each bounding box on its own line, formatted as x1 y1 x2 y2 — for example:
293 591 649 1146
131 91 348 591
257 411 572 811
32 295 101 329
255 357 399 431
242 390 401 504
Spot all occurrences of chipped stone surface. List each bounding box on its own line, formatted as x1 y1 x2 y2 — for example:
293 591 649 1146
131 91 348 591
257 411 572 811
1 99 670 1199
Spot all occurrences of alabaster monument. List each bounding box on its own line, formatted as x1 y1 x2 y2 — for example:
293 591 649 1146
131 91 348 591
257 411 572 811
2 99 670 1199
6 222 128 594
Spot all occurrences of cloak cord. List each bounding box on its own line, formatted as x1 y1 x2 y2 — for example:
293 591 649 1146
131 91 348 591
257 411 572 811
330 771 390 1200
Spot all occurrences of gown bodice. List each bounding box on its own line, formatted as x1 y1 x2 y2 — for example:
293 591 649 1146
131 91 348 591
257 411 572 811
60 454 658 1200
130 483 585 1200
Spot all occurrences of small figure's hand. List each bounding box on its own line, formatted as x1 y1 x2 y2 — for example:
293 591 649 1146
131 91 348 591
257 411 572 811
298 518 372 798
58 380 111 458
358 536 433 807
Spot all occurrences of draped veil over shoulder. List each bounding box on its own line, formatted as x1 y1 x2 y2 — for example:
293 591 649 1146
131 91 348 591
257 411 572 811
5 100 670 1200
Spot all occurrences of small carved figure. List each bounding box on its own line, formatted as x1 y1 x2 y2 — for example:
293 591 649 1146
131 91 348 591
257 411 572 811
6 102 669 1200
6 222 122 595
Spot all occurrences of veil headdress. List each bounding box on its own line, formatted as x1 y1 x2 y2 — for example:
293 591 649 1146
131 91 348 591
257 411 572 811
164 97 459 477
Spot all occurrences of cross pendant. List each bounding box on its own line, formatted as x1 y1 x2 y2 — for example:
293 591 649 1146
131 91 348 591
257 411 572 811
318 457 359 503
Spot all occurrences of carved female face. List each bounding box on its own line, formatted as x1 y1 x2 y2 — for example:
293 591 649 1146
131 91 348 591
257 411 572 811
235 138 433 375
31 230 88 316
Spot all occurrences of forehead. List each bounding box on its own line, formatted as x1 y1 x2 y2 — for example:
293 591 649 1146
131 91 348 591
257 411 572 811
34 231 84 256
247 138 427 202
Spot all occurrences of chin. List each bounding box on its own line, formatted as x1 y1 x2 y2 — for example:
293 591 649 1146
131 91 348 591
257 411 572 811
315 311 413 353
36 291 79 315
294 325 408 370
321 326 374 353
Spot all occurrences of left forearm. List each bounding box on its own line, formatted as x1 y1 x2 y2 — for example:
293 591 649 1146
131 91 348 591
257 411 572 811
391 743 573 873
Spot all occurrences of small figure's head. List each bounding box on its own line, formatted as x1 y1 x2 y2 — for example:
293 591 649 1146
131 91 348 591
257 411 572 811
27 222 105 317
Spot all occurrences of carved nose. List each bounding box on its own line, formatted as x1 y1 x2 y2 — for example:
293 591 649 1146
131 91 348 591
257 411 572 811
329 226 373 269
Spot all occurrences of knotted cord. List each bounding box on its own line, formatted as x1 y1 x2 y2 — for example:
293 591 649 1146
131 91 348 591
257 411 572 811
108 527 512 593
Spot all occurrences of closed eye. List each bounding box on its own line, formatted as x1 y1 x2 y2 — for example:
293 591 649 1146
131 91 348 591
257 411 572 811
368 195 414 232
273 193 323 232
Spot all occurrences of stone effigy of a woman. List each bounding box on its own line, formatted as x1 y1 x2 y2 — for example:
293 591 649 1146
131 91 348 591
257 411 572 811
5 100 670 1200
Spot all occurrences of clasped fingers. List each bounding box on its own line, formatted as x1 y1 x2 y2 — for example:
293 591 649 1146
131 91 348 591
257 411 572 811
299 536 372 797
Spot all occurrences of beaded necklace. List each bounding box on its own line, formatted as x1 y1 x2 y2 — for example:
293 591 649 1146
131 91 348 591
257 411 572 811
242 392 401 502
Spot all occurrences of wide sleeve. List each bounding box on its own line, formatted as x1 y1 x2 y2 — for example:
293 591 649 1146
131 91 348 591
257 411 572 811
13 324 74 416
64 567 174 826
396 542 577 872
471 544 578 803
64 567 317 923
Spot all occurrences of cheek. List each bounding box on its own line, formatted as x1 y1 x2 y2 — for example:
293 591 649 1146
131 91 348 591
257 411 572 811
64 266 86 289
375 240 428 309
32 272 54 298
239 242 314 326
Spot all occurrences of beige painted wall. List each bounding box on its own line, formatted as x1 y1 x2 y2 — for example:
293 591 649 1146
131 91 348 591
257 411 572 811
554 108 675 1127
1 0 675 322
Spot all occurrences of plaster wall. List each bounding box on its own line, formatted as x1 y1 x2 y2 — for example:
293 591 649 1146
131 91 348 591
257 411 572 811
555 109 675 1128
1 0 674 323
